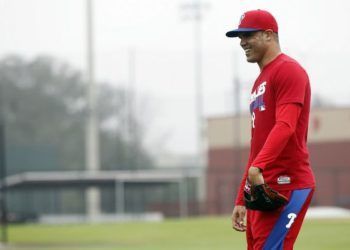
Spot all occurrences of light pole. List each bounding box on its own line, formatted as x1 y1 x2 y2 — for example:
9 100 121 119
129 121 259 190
179 0 210 213
0 81 7 244
232 51 242 197
128 48 139 170
85 0 101 221
180 0 208 168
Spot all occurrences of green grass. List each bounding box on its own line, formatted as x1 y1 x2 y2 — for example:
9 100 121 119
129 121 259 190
3 217 350 250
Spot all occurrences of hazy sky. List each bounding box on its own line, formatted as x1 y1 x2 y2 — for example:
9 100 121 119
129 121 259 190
1 0 350 155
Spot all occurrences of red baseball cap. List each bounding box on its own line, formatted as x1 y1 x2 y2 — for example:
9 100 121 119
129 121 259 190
226 9 278 37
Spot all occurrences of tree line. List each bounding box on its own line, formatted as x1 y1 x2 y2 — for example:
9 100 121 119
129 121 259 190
0 55 154 174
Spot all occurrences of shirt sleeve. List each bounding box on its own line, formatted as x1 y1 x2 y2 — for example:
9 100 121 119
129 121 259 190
273 62 309 106
250 103 302 170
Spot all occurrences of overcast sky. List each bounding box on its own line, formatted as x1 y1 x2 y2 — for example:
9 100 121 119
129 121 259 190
1 0 350 156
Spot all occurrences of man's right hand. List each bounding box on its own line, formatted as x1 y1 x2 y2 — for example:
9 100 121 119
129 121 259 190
231 205 246 232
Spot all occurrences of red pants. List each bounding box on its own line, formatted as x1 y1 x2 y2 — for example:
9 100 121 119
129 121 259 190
246 188 314 250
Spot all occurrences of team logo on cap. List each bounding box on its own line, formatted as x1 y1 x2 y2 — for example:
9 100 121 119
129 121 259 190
239 14 245 25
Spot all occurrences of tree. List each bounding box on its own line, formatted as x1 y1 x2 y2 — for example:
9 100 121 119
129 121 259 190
0 55 154 174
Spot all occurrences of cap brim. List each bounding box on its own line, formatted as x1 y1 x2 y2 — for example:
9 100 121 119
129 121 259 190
226 28 260 37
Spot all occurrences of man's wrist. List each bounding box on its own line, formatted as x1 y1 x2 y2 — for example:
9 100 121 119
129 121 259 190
248 166 264 185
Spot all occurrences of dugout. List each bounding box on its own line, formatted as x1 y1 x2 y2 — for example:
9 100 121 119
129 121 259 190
1 168 202 221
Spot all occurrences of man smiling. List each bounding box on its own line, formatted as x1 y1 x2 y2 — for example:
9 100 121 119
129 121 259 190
226 10 316 250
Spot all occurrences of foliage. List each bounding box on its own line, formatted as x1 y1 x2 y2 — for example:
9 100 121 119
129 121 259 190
0 55 154 172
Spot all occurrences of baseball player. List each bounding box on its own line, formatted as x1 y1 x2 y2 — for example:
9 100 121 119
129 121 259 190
226 10 316 250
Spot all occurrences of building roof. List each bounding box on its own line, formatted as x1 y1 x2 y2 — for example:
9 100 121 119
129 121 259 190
3 168 202 188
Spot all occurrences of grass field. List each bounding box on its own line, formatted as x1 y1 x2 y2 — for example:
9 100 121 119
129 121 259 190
3 217 350 250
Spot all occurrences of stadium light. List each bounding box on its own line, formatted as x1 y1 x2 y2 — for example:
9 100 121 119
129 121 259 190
179 0 210 216
85 0 101 221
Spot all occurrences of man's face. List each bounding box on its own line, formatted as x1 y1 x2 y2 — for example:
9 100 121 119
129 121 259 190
238 31 267 63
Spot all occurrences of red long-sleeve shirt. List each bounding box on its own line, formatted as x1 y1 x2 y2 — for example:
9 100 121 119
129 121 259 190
235 53 315 206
